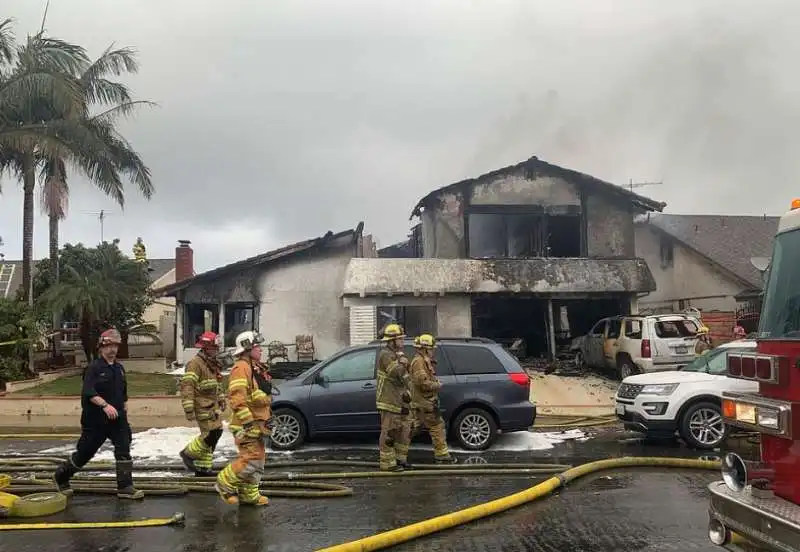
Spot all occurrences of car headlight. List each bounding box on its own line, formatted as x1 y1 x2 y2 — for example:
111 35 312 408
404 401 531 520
640 383 678 396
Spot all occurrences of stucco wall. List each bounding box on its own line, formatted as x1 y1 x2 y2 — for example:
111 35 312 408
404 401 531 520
635 224 744 312
420 169 636 259
585 193 635 257
258 248 352 360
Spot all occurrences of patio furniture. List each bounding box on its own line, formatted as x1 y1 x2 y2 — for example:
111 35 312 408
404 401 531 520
296 335 315 362
267 340 290 364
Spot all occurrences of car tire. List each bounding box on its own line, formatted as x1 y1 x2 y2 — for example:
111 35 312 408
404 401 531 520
452 407 498 451
678 401 729 450
269 408 307 451
617 357 637 380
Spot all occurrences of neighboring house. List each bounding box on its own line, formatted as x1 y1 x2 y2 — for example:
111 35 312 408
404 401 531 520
634 213 778 316
154 223 375 363
344 155 666 359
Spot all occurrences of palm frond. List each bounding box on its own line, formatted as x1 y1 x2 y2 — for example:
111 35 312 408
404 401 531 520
91 100 158 124
81 46 139 107
0 18 15 66
0 68 83 120
17 33 88 77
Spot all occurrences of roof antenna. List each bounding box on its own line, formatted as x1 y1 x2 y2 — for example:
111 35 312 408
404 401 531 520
40 0 50 34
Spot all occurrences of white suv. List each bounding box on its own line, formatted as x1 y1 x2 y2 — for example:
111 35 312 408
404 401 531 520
574 314 701 379
614 340 758 450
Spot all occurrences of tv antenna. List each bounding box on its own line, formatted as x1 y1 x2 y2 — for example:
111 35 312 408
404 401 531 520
625 179 664 192
80 210 113 243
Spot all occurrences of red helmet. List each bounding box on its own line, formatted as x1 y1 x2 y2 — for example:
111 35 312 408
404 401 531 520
195 331 221 349
98 328 122 347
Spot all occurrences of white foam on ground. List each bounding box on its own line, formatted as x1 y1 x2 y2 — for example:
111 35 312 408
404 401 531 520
39 425 590 462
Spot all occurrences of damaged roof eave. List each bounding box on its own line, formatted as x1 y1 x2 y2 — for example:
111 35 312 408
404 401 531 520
154 222 364 298
342 257 657 296
409 156 667 221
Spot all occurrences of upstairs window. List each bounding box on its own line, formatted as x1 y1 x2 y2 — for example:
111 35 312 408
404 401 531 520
467 209 582 258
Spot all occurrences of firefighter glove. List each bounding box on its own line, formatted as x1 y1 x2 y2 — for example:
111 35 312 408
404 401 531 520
401 390 412 404
243 422 262 439
400 406 410 416
185 410 195 422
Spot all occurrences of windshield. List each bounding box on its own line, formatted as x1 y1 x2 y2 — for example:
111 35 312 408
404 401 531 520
759 228 800 339
680 346 754 374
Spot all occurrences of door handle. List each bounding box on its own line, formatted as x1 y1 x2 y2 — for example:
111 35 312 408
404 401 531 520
362 382 375 389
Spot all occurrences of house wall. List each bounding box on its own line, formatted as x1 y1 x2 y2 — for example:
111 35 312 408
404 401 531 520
258 247 352 360
420 168 636 258
635 224 745 313
177 244 355 362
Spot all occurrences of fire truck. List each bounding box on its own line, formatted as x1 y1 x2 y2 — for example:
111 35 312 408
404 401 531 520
707 199 800 551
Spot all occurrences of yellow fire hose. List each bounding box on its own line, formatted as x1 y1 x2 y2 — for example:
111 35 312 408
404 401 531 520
314 456 724 552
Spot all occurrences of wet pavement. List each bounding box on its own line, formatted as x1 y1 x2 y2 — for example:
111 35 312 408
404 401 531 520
0 429 765 551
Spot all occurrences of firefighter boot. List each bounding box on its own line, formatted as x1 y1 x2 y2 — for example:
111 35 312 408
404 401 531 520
179 449 198 473
239 483 269 507
115 459 144 500
435 456 458 465
53 458 79 496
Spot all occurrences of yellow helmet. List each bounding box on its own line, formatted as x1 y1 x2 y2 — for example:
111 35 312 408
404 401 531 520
382 323 405 341
414 334 436 349
697 326 710 335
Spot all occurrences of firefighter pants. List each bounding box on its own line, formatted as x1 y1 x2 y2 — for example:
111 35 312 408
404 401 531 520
216 431 266 503
182 415 223 470
411 408 452 460
378 410 411 470
65 418 136 489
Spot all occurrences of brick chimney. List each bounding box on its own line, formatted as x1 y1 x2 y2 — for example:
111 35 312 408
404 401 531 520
175 240 194 282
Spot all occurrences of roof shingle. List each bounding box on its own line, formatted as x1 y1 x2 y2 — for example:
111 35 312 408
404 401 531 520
637 213 779 288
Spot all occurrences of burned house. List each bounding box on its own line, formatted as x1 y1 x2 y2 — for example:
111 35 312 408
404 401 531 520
345 156 665 359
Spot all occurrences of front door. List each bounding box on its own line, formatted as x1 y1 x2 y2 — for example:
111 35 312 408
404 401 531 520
307 347 379 432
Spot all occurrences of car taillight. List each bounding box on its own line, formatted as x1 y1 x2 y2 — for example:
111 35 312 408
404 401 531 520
641 339 651 358
509 373 530 387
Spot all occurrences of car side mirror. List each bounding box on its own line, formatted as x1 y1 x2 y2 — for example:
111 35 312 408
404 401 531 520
314 373 327 386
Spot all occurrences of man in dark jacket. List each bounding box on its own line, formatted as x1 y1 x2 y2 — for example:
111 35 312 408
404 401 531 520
52 328 144 500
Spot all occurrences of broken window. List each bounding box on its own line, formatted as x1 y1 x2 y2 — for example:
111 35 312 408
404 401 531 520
655 319 698 338
660 235 674 268
224 302 257 347
185 304 219 349
467 210 582 258
377 305 437 337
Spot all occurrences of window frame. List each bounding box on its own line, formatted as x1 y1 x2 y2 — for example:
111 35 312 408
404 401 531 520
184 303 219 349
223 302 258 348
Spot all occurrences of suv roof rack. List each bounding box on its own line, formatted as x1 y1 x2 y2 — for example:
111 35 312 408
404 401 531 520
367 336 496 345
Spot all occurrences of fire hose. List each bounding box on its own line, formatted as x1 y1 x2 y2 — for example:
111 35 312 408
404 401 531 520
0 454 744 549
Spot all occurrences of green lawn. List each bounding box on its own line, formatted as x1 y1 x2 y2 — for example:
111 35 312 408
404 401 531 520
17 373 179 396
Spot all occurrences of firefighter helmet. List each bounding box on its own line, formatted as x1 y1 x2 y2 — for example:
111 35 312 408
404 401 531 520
233 330 265 356
98 328 122 347
697 326 710 335
414 334 436 349
195 331 221 349
381 323 405 341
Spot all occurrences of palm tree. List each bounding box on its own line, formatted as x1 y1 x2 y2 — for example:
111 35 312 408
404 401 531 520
39 46 155 357
0 19 154 308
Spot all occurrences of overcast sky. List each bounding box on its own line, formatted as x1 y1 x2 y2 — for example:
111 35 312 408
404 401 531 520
1 0 798 272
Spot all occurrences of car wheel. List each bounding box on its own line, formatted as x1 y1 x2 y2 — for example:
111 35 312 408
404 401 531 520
452 407 498 451
617 357 637 380
679 401 729 450
574 351 586 370
269 408 307 451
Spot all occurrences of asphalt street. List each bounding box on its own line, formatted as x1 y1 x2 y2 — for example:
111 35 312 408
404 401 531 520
0 430 766 552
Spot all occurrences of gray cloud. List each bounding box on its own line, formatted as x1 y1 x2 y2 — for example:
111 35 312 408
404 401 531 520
2 0 799 272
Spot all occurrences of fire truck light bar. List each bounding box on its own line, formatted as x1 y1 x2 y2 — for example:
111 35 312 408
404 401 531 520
722 392 794 439
726 352 783 384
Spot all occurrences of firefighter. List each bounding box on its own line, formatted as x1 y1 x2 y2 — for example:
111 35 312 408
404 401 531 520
695 326 712 355
179 331 226 477
215 330 271 507
376 323 413 471
52 328 144 500
132 237 147 264
409 334 457 464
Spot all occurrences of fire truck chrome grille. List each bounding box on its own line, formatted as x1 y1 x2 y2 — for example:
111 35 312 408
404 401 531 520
708 481 800 551
618 383 643 400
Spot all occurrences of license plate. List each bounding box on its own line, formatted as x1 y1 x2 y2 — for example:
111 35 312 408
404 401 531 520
616 403 626 416
675 346 688 354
